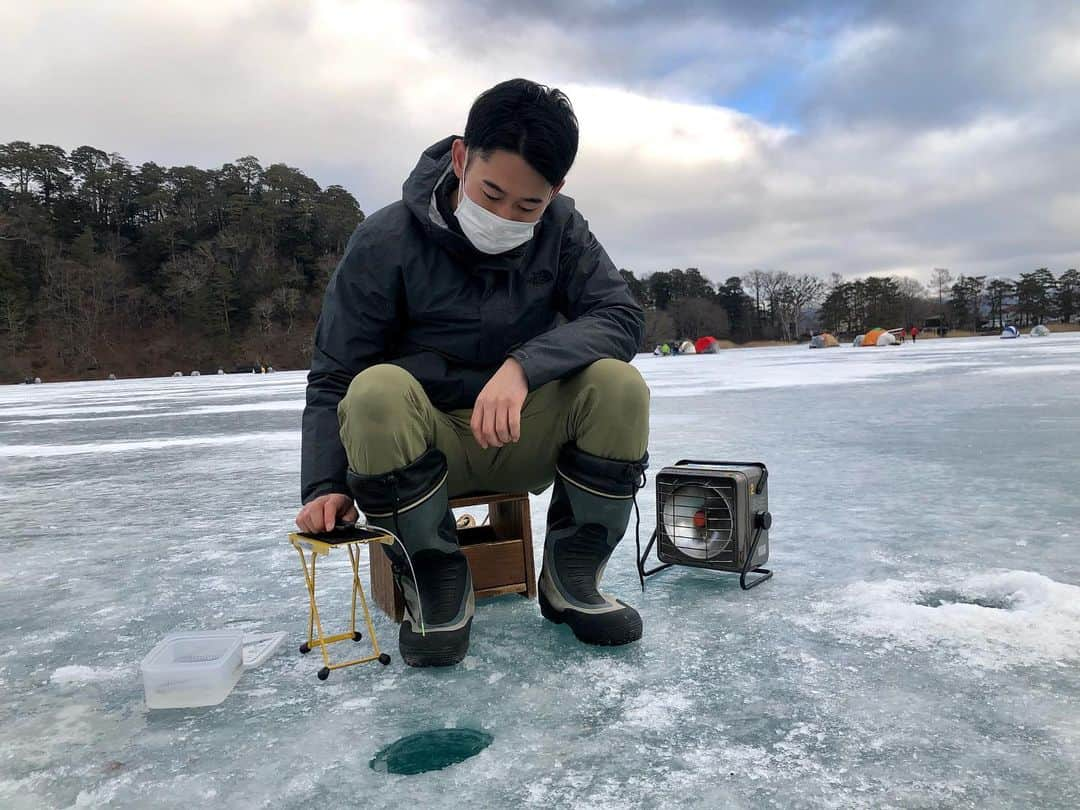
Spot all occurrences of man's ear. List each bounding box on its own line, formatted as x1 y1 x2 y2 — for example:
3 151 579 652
550 180 565 200
451 138 467 180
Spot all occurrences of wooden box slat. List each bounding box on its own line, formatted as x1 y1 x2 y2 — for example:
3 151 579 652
369 542 403 622
462 539 526 591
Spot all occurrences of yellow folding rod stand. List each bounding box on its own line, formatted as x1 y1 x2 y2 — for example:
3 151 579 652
288 524 395 680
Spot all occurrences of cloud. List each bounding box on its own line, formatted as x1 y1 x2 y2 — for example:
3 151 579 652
0 0 1076 284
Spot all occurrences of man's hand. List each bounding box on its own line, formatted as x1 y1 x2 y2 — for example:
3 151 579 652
471 358 528 449
295 493 359 533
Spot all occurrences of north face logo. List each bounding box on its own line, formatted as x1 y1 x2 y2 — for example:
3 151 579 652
526 269 554 286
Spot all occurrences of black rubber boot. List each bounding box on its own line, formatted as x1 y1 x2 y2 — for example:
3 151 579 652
538 444 648 646
347 448 473 667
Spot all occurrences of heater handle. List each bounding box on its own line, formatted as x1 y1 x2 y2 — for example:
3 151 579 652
674 460 768 491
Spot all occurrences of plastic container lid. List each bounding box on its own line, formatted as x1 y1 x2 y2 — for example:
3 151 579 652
140 630 286 709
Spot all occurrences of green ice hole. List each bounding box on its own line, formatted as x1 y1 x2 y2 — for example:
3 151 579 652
370 728 493 776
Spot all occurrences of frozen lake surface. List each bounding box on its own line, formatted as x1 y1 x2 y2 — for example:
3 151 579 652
2 335 1079 808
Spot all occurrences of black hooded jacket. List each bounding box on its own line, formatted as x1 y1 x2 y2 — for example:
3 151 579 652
300 136 644 503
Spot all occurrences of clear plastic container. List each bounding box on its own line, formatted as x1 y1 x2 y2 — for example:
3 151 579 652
140 630 284 709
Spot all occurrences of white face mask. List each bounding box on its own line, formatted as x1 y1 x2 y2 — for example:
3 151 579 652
454 179 539 255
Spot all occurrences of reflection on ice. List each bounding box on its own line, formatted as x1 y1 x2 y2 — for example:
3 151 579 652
50 666 129 684
0 432 298 458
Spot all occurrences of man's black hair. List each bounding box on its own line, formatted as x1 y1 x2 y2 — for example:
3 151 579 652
463 78 579 187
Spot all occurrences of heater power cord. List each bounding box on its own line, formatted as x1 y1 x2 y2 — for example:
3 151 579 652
634 469 675 592
632 469 649 593
386 475 427 636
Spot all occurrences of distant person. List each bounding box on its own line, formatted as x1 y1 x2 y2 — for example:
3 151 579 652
911 326 919 343
295 79 650 668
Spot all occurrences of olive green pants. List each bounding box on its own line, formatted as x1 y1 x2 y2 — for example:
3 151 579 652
338 359 650 497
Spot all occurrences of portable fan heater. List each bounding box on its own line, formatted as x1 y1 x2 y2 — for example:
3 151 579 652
637 460 773 590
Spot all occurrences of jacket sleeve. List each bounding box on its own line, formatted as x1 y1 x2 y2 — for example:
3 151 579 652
508 212 644 389
300 230 401 504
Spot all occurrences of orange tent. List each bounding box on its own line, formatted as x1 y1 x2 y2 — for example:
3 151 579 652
809 333 839 348
855 326 898 345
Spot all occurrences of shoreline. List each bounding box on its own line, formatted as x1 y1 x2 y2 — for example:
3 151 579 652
8 326 1079 385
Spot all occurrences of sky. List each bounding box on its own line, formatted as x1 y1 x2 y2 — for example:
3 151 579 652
2 0 1078 284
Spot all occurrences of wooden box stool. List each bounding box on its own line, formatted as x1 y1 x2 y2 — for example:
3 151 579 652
370 492 536 622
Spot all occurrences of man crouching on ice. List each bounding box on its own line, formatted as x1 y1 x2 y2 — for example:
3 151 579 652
295 78 650 667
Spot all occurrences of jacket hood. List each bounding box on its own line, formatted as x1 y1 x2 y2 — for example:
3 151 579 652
402 136 462 247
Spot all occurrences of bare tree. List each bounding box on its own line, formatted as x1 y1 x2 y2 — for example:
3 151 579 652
761 271 793 337
671 297 729 341
644 309 675 350
272 286 301 333
0 293 29 352
162 246 213 320
787 274 825 339
897 276 928 328
741 269 768 327
254 297 275 334
931 268 952 308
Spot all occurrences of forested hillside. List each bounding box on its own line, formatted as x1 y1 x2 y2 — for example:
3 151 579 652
0 141 363 381
2 141 1075 382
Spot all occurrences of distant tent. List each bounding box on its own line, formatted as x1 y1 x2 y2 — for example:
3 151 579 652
853 334 865 347
1001 325 1020 339
809 333 840 349
863 328 888 346
694 335 720 354
1031 324 1050 337
857 327 897 347
679 340 697 354
695 334 721 354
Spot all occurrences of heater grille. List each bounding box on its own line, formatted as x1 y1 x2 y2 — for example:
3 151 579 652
658 479 737 563
639 460 773 591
